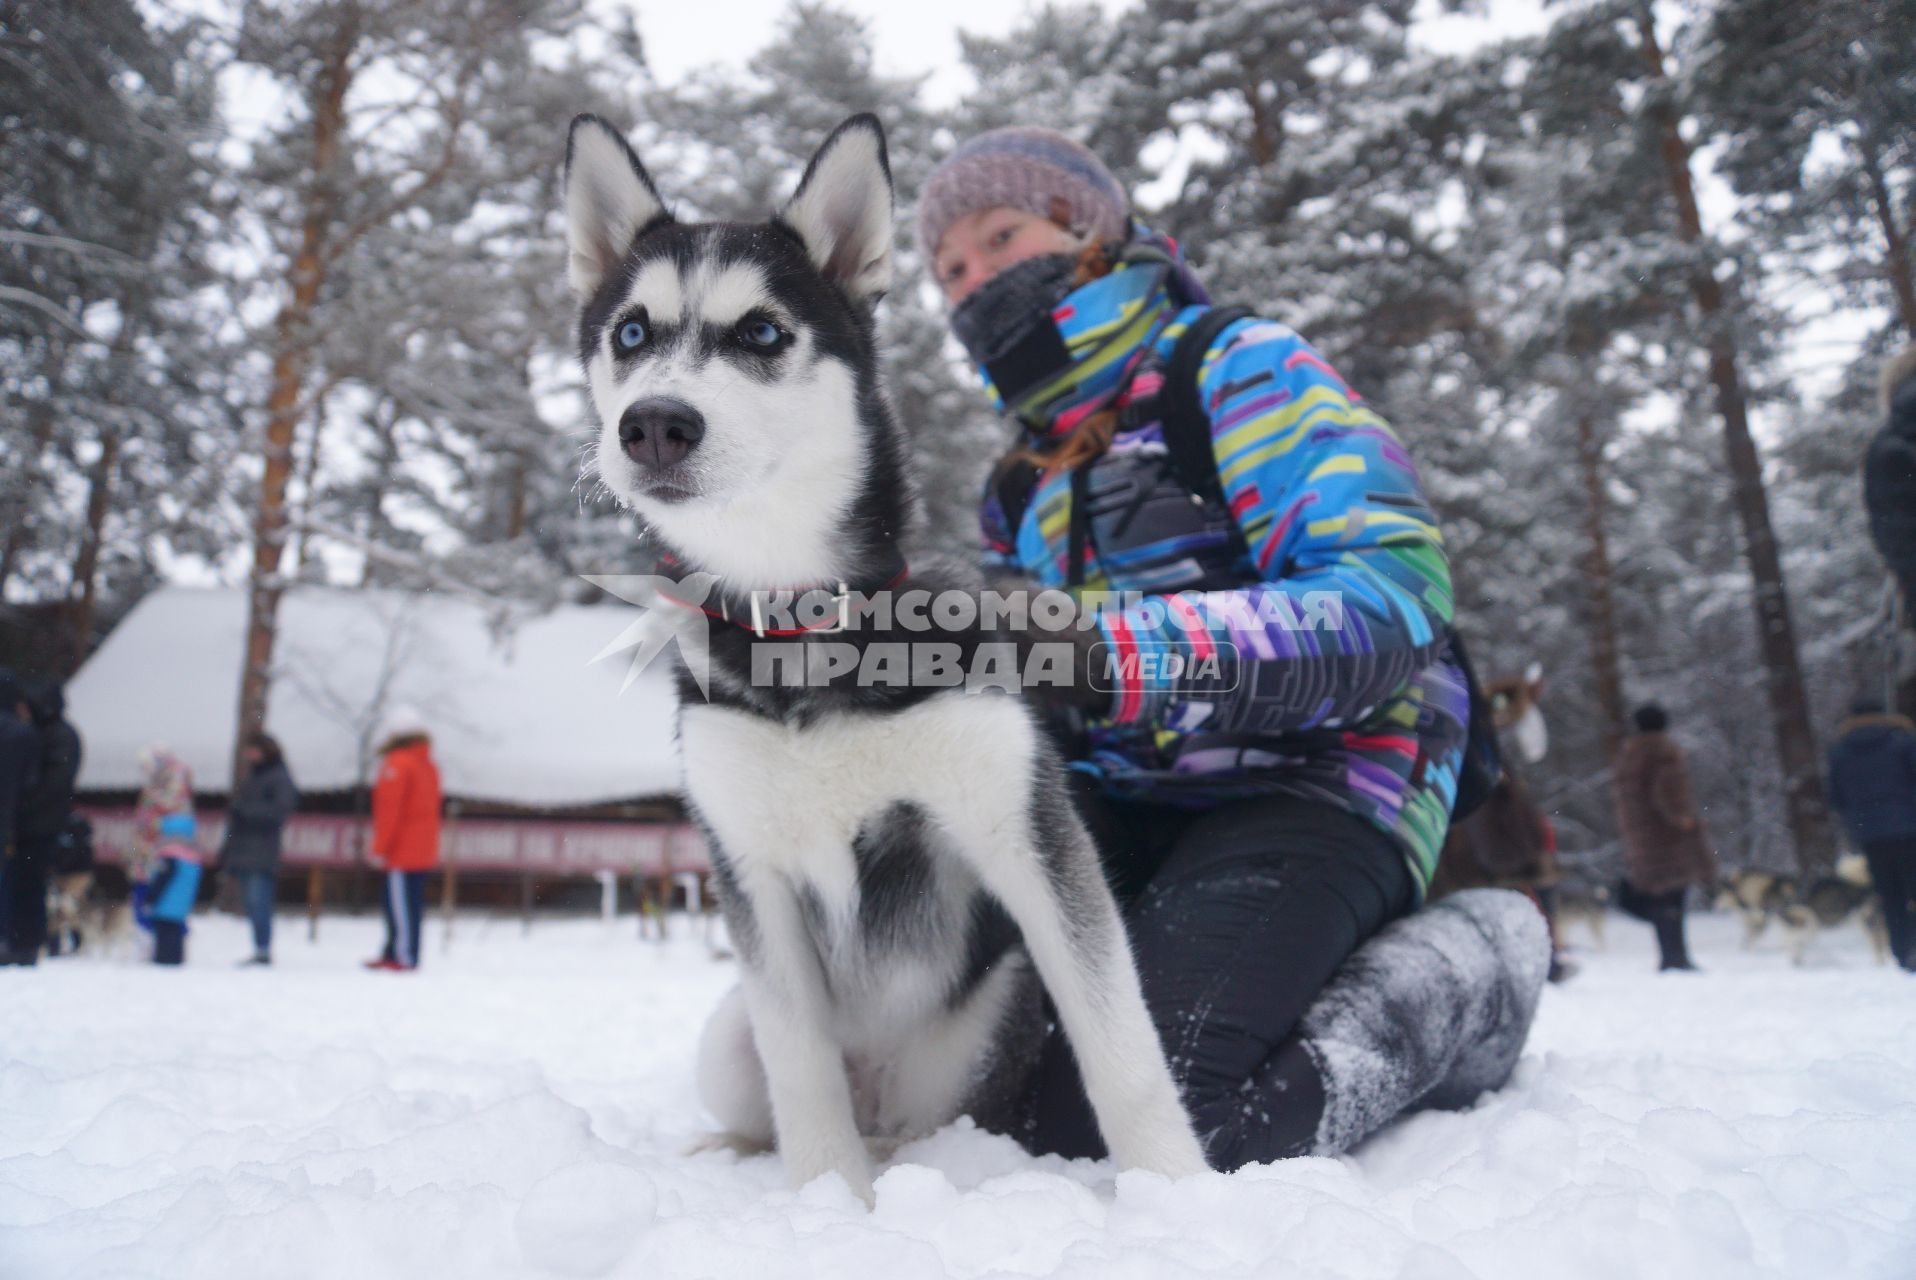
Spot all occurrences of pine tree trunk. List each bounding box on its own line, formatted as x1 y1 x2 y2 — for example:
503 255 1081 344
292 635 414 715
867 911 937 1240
67 427 121 668
66 313 144 669
1631 3 1836 873
358 403 400 587
504 456 528 541
234 23 355 789
284 394 330 580
1243 83 1280 168
1 343 70 592
1573 410 1627 762
1857 132 1916 338
502 352 533 541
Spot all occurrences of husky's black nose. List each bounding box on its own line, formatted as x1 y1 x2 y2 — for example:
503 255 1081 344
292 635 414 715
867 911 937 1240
618 398 705 470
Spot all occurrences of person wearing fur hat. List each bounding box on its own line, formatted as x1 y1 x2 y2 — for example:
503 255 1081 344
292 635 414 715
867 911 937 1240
365 705 441 972
132 744 194 885
149 812 205 966
1611 704 1715 972
1826 693 1916 971
918 129 1550 1169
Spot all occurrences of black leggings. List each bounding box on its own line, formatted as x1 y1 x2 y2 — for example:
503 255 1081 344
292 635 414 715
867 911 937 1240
1618 881 1692 970
1863 836 1916 968
1025 779 1415 1169
4 849 50 959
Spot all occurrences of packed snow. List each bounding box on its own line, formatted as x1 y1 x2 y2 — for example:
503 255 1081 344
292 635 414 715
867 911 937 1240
3 907 1912 1280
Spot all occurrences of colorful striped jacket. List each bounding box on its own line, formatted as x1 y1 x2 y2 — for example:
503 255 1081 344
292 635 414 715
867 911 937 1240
981 290 1469 889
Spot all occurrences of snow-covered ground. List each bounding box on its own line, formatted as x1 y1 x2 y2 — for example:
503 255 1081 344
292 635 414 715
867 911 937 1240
4 906 1912 1280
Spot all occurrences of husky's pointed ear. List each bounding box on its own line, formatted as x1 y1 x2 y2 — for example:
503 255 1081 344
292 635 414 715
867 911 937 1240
564 114 671 298
776 114 893 302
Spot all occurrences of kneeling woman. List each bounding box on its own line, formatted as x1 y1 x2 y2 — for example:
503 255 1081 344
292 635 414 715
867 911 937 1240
919 129 1550 1166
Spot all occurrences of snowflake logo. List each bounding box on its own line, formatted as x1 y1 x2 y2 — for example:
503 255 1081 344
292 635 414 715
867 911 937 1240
581 572 721 698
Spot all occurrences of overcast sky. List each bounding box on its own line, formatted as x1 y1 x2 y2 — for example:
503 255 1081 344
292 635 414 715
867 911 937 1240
627 0 1122 105
623 0 1554 106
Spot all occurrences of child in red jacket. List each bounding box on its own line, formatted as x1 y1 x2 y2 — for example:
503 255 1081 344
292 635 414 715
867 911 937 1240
364 706 442 972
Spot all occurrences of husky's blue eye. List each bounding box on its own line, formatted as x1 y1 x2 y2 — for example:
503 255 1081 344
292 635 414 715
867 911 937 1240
616 320 647 350
738 318 784 348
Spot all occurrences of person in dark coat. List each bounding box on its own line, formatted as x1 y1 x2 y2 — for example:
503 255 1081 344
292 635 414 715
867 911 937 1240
0 669 41 964
3 676 82 965
1868 346 1916 606
1612 704 1717 972
1826 695 1916 971
1872 346 1916 718
219 732 298 966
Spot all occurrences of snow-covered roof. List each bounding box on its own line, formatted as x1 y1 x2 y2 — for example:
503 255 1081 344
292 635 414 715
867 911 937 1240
66 585 682 806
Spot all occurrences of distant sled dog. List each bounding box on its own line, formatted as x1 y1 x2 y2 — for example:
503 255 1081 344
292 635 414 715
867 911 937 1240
561 112 1205 1201
1715 857 1890 966
1553 881 1610 951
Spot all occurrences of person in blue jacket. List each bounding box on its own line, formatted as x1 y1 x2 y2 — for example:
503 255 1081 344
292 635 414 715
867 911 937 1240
918 129 1551 1166
1827 694 1916 971
149 812 205 967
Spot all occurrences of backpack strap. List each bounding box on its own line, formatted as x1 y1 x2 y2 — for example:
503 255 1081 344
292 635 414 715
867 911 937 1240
1159 304 1253 509
1066 464 1091 587
988 444 1102 587
990 454 1044 554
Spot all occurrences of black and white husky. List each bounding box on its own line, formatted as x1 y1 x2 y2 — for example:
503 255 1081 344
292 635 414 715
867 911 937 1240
562 112 1205 1201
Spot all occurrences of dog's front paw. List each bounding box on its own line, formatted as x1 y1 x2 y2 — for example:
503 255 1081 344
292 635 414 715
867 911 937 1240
783 1133 876 1207
1104 1094 1209 1180
685 1130 773 1159
1116 1129 1210 1180
801 1165 876 1209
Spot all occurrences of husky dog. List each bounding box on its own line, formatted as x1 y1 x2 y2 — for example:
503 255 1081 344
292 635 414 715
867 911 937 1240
1716 868 1798 950
1552 882 1609 951
561 113 1205 1202
47 864 139 959
1716 858 1890 965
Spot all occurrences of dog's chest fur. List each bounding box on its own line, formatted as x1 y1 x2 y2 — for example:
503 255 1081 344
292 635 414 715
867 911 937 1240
680 692 1029 1047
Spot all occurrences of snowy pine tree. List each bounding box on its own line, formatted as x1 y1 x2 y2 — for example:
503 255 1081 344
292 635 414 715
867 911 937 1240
224 0 646 780
0 0 241 669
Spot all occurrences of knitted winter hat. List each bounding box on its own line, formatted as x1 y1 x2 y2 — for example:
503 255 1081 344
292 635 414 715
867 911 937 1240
137 742 176 780
377 703 429 744
1632 704 1669 733
916 127 1129 264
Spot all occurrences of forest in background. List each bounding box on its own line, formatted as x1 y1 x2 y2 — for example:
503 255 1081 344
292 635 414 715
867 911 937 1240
3 0 1912 880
